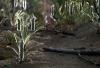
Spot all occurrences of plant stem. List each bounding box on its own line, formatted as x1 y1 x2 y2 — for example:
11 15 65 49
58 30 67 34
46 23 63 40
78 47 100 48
19 40 25 63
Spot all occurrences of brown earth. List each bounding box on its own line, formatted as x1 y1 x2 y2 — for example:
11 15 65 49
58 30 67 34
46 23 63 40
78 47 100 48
0 23 100 68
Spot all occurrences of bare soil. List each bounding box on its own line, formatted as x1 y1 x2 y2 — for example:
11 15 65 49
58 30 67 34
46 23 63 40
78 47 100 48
0 23 100 68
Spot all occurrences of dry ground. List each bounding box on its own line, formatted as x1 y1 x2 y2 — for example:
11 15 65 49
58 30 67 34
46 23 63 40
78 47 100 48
0 23 100 68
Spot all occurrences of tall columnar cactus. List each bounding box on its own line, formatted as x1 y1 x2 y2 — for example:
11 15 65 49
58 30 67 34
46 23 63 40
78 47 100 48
9 0 29 63
52 0 99 32
82 0 100 33
6 9 44 63
14 0 27 10
92 0 100 33
7 0 44 62
13 10 32 62
51 0 80 31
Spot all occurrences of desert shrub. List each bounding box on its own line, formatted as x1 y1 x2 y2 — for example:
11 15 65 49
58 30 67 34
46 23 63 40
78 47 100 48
52 0 98 32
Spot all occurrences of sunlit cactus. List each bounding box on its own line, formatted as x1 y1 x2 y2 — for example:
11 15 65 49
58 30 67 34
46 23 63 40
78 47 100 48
14 0 27 10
